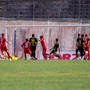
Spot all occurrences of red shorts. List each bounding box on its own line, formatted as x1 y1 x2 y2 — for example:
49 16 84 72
24 48 32 54
1 45 8 52
85 43 89 51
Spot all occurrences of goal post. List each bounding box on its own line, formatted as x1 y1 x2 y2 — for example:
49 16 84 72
5 24 90 60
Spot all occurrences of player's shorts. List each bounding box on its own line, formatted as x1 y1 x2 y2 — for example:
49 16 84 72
30 45 36 51
80 46 85 54
84 43 89 51
85 47 89 51
50 50 57 54
24 48 32 54
1 45 8 52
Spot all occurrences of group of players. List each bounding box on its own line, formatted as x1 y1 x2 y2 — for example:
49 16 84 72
0 33 60 60
0 32 90 60
22 34 60 60
76 33 90 60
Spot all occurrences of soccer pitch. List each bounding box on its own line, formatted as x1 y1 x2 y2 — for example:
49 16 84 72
0 60 90 90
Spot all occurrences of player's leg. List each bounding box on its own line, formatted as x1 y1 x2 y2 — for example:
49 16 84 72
23 49 27 60
24 53 27 60
1 48 4 58
88 47 90 60
33 51 35 58
43 49 47 60
4 47 12 59
28 49 32 55
33 46 37 59
1 46 4 55
30 46 36 59
80 47 85 60
54 52 61 59
0 45 2 59
31 51 34 59
1 46 8 59
6 51 11 58
30 46 33 59
76 47 79 59
25 49 32 60
49 50 54 59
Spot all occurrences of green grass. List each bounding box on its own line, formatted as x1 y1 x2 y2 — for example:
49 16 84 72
0 60 90 90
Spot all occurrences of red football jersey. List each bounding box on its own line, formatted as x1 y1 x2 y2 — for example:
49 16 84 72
0 36 6 46
87 38 90 45
22 41 30 49
84 37 88 44
40 38 47 50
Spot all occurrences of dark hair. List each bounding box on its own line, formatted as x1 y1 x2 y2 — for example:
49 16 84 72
2 33 4 36
78 34 80 36
81 34 84 37
85 34 88 37
56 38 58 42
26 38 28 41
40 36 43 39
32 34 35 37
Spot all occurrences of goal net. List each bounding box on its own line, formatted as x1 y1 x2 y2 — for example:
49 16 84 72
5 24 90 60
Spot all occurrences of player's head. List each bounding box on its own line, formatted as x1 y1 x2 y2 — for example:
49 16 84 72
56 38 58 42
32 34 35 37
85 34 88 37
26 38 28 42
2 33 4 36
78 33 80 37
40 36 43 39
81 34 84 38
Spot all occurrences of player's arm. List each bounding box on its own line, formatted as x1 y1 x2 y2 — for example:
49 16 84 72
37 38 40 41
4 37 11 45
6 41 11 45
21 43 24 48
76 39 80 48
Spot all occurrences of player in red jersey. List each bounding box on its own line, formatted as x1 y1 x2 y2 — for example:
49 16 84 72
0 33 12 59
0 38 2 59
84 34 89 51
21 38 32 60
39 36 48 60
87 33 90 60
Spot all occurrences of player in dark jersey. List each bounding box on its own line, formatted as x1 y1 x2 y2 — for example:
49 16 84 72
76 34 81 59
80 34 85 60
49 38 60 59
76 34 85 60
29 34 38 59
76 34 85 59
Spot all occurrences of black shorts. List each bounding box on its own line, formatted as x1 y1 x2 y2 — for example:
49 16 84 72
30 45 36 51
50 50 57 54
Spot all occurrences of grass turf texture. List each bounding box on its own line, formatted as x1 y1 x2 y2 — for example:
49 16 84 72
0 60 90 90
